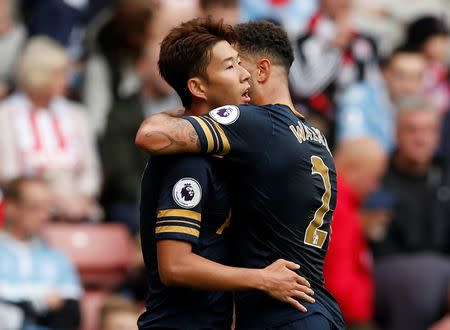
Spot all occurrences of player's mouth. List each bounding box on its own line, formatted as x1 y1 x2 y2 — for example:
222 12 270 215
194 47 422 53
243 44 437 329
241 88 251 103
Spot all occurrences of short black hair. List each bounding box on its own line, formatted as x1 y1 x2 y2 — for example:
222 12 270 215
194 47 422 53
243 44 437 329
406 16 449 49
159 17 235 108
234 20 294 73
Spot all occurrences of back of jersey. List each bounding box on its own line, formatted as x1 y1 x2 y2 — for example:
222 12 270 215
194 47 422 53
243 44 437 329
186 104 344 329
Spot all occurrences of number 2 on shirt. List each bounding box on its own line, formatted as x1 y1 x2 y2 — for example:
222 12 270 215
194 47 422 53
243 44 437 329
304 156 331 249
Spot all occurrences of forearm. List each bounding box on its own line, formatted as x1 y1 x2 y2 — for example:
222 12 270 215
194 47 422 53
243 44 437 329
160 252 265 291
135 113 200 155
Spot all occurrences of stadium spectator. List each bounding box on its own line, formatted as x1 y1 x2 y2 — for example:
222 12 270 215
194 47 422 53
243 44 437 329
372 95 450 258
99 295 139 330
83 0 198 137
405 16 450 113
82 0 154 137
19 0 114 55
200 0 240 25
0 0 26 100
370 94 450 330
324 137 387 329
100 5 182 234
0 36 102 222
0 176 82 329
336 46 426 151
289 0 381 147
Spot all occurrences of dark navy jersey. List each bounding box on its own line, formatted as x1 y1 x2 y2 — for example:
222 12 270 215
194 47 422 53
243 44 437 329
138 155 233 329
185 104 345 329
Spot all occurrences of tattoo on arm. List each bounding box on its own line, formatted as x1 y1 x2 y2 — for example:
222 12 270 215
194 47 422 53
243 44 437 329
189 130 201 151
144 131 187 152
141 117 201 154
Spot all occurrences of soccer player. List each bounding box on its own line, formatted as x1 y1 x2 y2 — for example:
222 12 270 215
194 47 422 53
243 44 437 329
137 18 315 329
136 20 345 329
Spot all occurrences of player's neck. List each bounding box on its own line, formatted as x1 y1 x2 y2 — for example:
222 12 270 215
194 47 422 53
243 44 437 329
261 84 295 110
185 100 212 116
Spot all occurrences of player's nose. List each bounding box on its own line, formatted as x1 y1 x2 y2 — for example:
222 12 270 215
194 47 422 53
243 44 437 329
240 65 251 82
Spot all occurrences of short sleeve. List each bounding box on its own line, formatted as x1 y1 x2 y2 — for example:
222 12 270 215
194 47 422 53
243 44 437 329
155 156 210 245
184 104 271 158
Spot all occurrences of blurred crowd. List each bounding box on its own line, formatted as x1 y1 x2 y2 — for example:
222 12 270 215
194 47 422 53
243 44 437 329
0 0 449 329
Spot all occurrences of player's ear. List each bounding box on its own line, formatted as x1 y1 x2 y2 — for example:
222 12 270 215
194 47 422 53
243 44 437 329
256 59 271 83
187 77 207 101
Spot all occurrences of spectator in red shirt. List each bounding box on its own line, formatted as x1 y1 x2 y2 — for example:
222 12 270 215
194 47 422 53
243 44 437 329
324 137 387 329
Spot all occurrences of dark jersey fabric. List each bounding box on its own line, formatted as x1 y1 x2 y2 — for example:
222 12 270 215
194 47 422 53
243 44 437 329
186 104 345 329
138 155 232 329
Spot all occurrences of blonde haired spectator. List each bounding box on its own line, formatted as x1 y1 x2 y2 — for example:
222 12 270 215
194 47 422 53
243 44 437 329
0 36 102 222
16 36 70 93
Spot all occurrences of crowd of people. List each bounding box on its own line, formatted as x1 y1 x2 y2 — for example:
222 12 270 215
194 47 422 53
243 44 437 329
0 0 449 329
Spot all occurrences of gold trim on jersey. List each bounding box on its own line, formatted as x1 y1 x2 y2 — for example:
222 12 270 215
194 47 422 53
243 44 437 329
203 117 231 156
189 117 214 153
278 103 304 118
155 225 200 237
157 209 201 222
201 116 221 152
156 220 201 228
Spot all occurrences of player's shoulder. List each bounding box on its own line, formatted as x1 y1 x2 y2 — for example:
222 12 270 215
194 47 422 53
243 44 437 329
207 104 267 125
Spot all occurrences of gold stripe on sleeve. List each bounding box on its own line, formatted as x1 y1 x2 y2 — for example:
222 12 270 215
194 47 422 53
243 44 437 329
207 119 231 156
201 116 221 151
189 117 215 153
155 226 200 237
157 209 201 221
156 220 201 228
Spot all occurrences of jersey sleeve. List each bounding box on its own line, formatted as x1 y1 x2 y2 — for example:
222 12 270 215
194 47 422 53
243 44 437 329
184 104 272 158
155 157 209 245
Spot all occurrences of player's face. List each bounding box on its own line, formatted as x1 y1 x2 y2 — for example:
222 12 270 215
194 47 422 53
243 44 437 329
203 40 251 108
238 53 265 105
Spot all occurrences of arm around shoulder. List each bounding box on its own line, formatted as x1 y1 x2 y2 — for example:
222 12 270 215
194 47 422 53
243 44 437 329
135 113 200 155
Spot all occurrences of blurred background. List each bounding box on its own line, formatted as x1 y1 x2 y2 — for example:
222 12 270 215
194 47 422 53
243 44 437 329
0 0 449 329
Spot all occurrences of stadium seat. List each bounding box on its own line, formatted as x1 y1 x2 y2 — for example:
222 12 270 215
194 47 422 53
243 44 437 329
42 223 132 289
80 290 108 330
